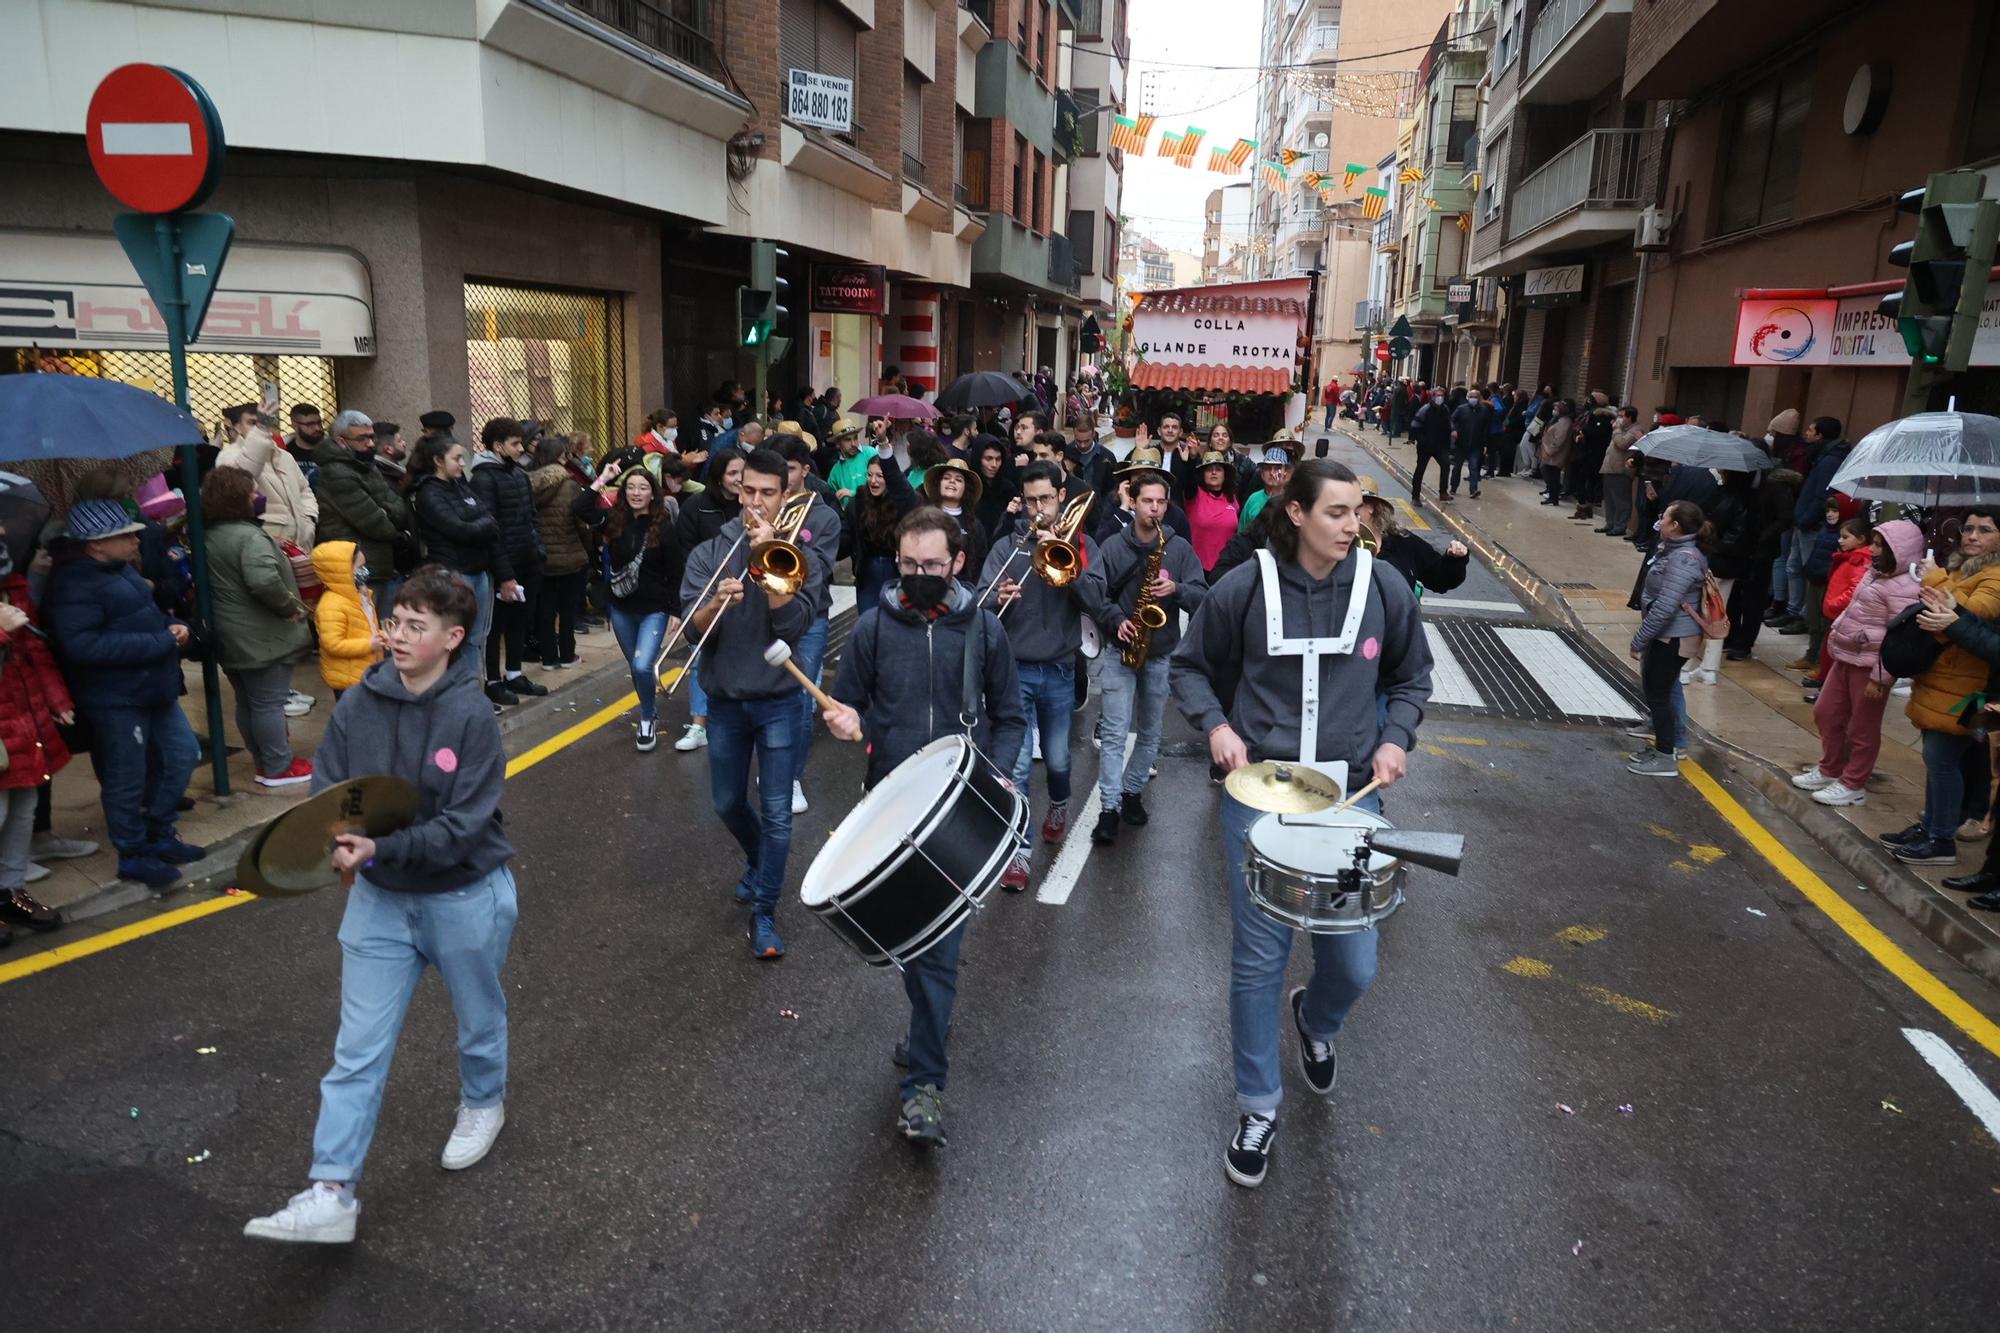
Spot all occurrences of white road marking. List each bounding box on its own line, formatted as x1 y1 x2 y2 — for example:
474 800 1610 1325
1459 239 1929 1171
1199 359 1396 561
1036 734 1136 906
1494 625 1642 721
1423 596 1523 614
829 584 856 618
1421 623 1485 709
101 122 193 155
1902 1028 2000 1141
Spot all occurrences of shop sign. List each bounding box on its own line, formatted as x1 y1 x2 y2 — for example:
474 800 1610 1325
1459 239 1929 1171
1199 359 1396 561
787 70 854 134
1129 308 1301 369
1734 291 2000 367
1521 264 1584 305
1446 282 1473 305
810 263 888 316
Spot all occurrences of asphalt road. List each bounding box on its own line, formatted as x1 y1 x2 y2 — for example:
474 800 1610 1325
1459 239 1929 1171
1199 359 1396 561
5 598 2000 1330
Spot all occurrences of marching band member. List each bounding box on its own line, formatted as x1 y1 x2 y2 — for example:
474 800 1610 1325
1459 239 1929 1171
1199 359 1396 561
1170 459 1433 1188
978 461 1106 887
823 508 1026 1148
772 433 845 814
680 448 828 960
1089 458 1207 845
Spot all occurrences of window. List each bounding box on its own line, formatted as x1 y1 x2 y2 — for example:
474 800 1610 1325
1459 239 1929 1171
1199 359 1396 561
1492 0 1521 76
1013 134 1030 225
1112 0 1126 52
1070 209 1097 273
1309 148 1330 174
1032 151 1046 231
1075 0 1104 40
1036 1 1052 77
1076 88 1102 153
959 116 989 209
902 67 926 183
779 0 859 132
1719 65 1811 234
1445 85 1477 164
1310 17 1337 50
1433 220 1465 289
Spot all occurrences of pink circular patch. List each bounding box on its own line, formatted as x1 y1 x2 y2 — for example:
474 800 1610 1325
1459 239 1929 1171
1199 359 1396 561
433 747 459 773
1361 636 1381 660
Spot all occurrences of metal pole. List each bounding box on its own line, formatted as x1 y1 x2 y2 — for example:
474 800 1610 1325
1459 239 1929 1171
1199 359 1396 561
156 214 232 797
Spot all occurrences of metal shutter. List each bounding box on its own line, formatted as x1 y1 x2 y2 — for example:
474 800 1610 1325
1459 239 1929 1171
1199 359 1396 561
1516 306 1547 388
780 0 815 82
817 0 857 83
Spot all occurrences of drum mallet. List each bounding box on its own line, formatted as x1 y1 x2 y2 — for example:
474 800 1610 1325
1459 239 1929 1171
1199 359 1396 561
763 641 854 734
1331 777 1384 814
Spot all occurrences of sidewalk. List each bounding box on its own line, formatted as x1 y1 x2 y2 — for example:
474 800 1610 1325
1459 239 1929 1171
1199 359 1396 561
1328 421 2000 983
34 620 637 923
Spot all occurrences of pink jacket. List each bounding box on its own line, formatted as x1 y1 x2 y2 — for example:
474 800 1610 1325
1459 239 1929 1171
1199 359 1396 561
1824 519 1926 681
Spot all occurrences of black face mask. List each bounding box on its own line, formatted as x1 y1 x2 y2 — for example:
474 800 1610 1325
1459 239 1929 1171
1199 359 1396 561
902 574 950 609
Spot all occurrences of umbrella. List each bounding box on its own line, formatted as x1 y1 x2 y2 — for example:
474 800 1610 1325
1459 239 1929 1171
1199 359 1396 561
0 471 50 569
933 372 1037 412
849 393 939 420
1631 424 1773 473
1829 410 2000 506
0 372 205 461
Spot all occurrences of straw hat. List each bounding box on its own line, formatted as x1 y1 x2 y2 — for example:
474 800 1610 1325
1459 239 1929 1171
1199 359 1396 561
923 456 985 508
774 419 819 450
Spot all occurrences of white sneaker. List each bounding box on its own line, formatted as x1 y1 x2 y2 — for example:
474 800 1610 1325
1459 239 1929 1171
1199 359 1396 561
441 1102 505 1171
25 861 49 884
283 689 315 718
792 780 809 815
1892 679 1912 697
1032 729 1043 761
1812 781 1868 807
1791 766 1834 791
674 723 708 752
30 834 98 861
243 1182 358 1243
635 718 658 752
1680 667 1717 685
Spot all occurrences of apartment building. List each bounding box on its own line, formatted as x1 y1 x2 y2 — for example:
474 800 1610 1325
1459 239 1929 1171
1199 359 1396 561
1202 183 1253 283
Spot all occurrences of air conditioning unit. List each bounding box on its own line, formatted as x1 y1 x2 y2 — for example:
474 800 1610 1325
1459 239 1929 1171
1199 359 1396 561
1634 204 1672 252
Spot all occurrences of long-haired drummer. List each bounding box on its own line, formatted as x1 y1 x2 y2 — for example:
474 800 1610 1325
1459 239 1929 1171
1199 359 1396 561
823 508 1026 1148
1169 460 1434 1188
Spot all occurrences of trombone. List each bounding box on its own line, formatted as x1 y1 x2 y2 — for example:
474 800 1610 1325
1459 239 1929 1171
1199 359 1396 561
660 490 815 692
978 490 1095 614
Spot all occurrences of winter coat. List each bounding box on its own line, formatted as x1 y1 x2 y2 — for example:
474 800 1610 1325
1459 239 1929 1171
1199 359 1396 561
1632 533 1709 652
41 553 186 711
1705 484 1756 581
1377 529 1468 597
1802 496 1860 582
1793 438 1853 533
1909 552 2000 733
217 424 318 548
311 540 381 692
1411 400 1452 454
205 518 314 672
1825 520 1924 682
310 437 411 580
0 575 74 789
409 474 500 578
1602 423 1642 476
575 489 681 617
529 464 590 576
1823 547 1871 621
467 452 543 584
1752 469 1801 563
1538 415 1577 469
674 482 740 556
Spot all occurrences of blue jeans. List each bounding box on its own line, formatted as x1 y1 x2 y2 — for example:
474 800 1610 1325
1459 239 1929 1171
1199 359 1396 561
686 665 711 722
464 571 494 675
1225 788 1381 1114
1770 530 1793 611
706 694 802 914
1785 531 1808 617
1448 439 1484 493
1921 729 1974 841
609 604 669 723
84 699 200 855
310 866 519 1183
901 922 965 1097
1013 659 1075 804
792 616 830 775
1098 655 1170 805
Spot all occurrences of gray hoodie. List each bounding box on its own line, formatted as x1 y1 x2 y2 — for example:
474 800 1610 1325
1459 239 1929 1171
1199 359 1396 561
831 579 1026 787
976 517 1108 664
681 514 822 699
791 491 844 619
1171 551 1432 765
1093 522 1208 660
312 653 513 894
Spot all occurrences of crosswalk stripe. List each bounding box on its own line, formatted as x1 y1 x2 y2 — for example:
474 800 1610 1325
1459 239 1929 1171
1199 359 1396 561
1493 626 1642 722
1421 623 1486 709
1036 734 1136 906
1423 596 1523 614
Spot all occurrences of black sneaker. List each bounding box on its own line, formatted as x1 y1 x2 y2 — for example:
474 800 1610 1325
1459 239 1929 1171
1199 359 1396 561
1209 762 1226 785
1879 822 1925 848
505 673 548 698
898 1084 947 1148
0 889 62 932
1090 809 1120 845
486 682 520 706
1891 837 1957 866
1120 792 1148 826
1290 988 1337 1096
1225 1112 1277 1188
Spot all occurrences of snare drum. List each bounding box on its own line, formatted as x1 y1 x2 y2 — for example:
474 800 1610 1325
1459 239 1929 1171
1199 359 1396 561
1244 808 1406 934
801 735 1029 967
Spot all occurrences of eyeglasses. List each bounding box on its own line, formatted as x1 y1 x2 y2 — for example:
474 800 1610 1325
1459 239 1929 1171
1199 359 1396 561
896 559 954 576
379 617 437 641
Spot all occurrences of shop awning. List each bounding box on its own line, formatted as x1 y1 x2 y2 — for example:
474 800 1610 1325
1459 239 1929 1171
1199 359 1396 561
1130 362 1294 394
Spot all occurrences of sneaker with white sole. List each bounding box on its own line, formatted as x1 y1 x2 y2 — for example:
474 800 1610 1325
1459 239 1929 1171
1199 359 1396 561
1225 1112 1277 1187
674 723 708 752
1791 766 1835 791
635 718 658 752
283 689 315 718
1812 781 1867 807
243 1182 358 1244
1290 987 1338 1096
29 834 97 861
1622 723 1655 740
792 780 809 814
440 1102 505 1170
1627 750 1682 778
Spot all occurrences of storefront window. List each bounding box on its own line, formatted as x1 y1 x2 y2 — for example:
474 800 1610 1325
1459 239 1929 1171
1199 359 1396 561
464 282 627 452
6 348 337 438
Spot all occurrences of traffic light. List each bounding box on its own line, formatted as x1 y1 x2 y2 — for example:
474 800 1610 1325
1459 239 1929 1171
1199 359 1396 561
1879 170 2000 373
749 239 792 362
736 286 774 347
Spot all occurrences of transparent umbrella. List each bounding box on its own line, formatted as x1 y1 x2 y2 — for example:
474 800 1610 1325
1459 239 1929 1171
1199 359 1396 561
1630 424 1773 473
1829 411 2000 506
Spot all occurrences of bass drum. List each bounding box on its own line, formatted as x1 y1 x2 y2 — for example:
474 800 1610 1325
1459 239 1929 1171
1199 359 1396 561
1245 808 1406 934
801 735 1029 967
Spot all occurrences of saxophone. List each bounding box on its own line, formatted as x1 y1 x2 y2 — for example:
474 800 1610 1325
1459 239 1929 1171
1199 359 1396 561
1119 533 1170 670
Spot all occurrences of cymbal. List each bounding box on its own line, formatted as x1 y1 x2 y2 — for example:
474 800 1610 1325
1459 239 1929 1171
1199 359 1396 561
239 776 421 896
1224 762 1343 814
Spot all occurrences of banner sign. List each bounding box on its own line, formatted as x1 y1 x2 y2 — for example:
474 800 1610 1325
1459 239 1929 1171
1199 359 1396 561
787 70 853 134
1734 291 2000 367
1521 264 1584 304
810 263 888 316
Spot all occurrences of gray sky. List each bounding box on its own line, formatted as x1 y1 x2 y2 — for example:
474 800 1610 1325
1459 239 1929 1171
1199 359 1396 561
1116 0 1263 255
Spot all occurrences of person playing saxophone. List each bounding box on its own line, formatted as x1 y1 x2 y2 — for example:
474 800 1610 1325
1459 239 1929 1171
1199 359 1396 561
1089 457 1206 846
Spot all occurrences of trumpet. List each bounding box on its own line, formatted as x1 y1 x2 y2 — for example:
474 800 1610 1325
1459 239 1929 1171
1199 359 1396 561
1029 491 1096 587
663 490 817 693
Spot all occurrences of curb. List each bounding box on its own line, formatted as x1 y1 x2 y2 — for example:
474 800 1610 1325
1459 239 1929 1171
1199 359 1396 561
1332 424 2000 986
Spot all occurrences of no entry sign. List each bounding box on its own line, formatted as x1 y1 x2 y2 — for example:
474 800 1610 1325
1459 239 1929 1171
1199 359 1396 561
86 64 225 214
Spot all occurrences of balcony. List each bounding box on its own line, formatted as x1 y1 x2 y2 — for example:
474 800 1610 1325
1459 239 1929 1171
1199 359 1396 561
1049 233 1081 293
1054 91 1080 165
1521 0 1633 105
961 0 995 31
973 213 1065 294
566 0 719 76
1354 299 1382 331
1475 128 1658 274
1374 214 1399 252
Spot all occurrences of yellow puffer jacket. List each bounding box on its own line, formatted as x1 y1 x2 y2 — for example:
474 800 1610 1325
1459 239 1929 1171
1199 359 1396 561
1907 553 2000 733
310 540 381 691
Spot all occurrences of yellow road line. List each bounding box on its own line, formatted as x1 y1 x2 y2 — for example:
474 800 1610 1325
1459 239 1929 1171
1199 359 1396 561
2 679 648 987
1682 758 2000 1059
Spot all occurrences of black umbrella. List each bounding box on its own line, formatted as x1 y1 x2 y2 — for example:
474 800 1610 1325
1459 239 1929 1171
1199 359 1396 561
934 372 1038 412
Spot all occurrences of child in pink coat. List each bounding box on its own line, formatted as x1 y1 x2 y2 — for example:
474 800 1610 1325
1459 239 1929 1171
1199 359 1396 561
1796 519 1927 806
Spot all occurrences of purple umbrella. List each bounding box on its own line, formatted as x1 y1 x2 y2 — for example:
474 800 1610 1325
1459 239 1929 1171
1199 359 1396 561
849 393 939 419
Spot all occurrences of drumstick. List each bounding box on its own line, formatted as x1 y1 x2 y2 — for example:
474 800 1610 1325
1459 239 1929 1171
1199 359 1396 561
761 641 856 735
1331 777 1383 814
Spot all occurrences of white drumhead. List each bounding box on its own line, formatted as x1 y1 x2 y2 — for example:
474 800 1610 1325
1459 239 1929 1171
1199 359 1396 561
800 736 971 906
1248 811 1397 876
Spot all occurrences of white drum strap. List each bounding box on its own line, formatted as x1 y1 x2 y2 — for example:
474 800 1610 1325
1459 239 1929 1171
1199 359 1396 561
1253 548 1373 768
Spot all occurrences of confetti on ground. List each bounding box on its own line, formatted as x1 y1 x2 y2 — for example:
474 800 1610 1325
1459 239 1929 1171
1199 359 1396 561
225 887 243 895
778 1009 800 1020
1617 1104 1635 1115
186 1150 211 1164
1745 907 1768 917
1882 1100 1903 1114
1571 1240 1584 1256
1555 1103 1575 1116
196 1047 218 1055
129 1107 139 1119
